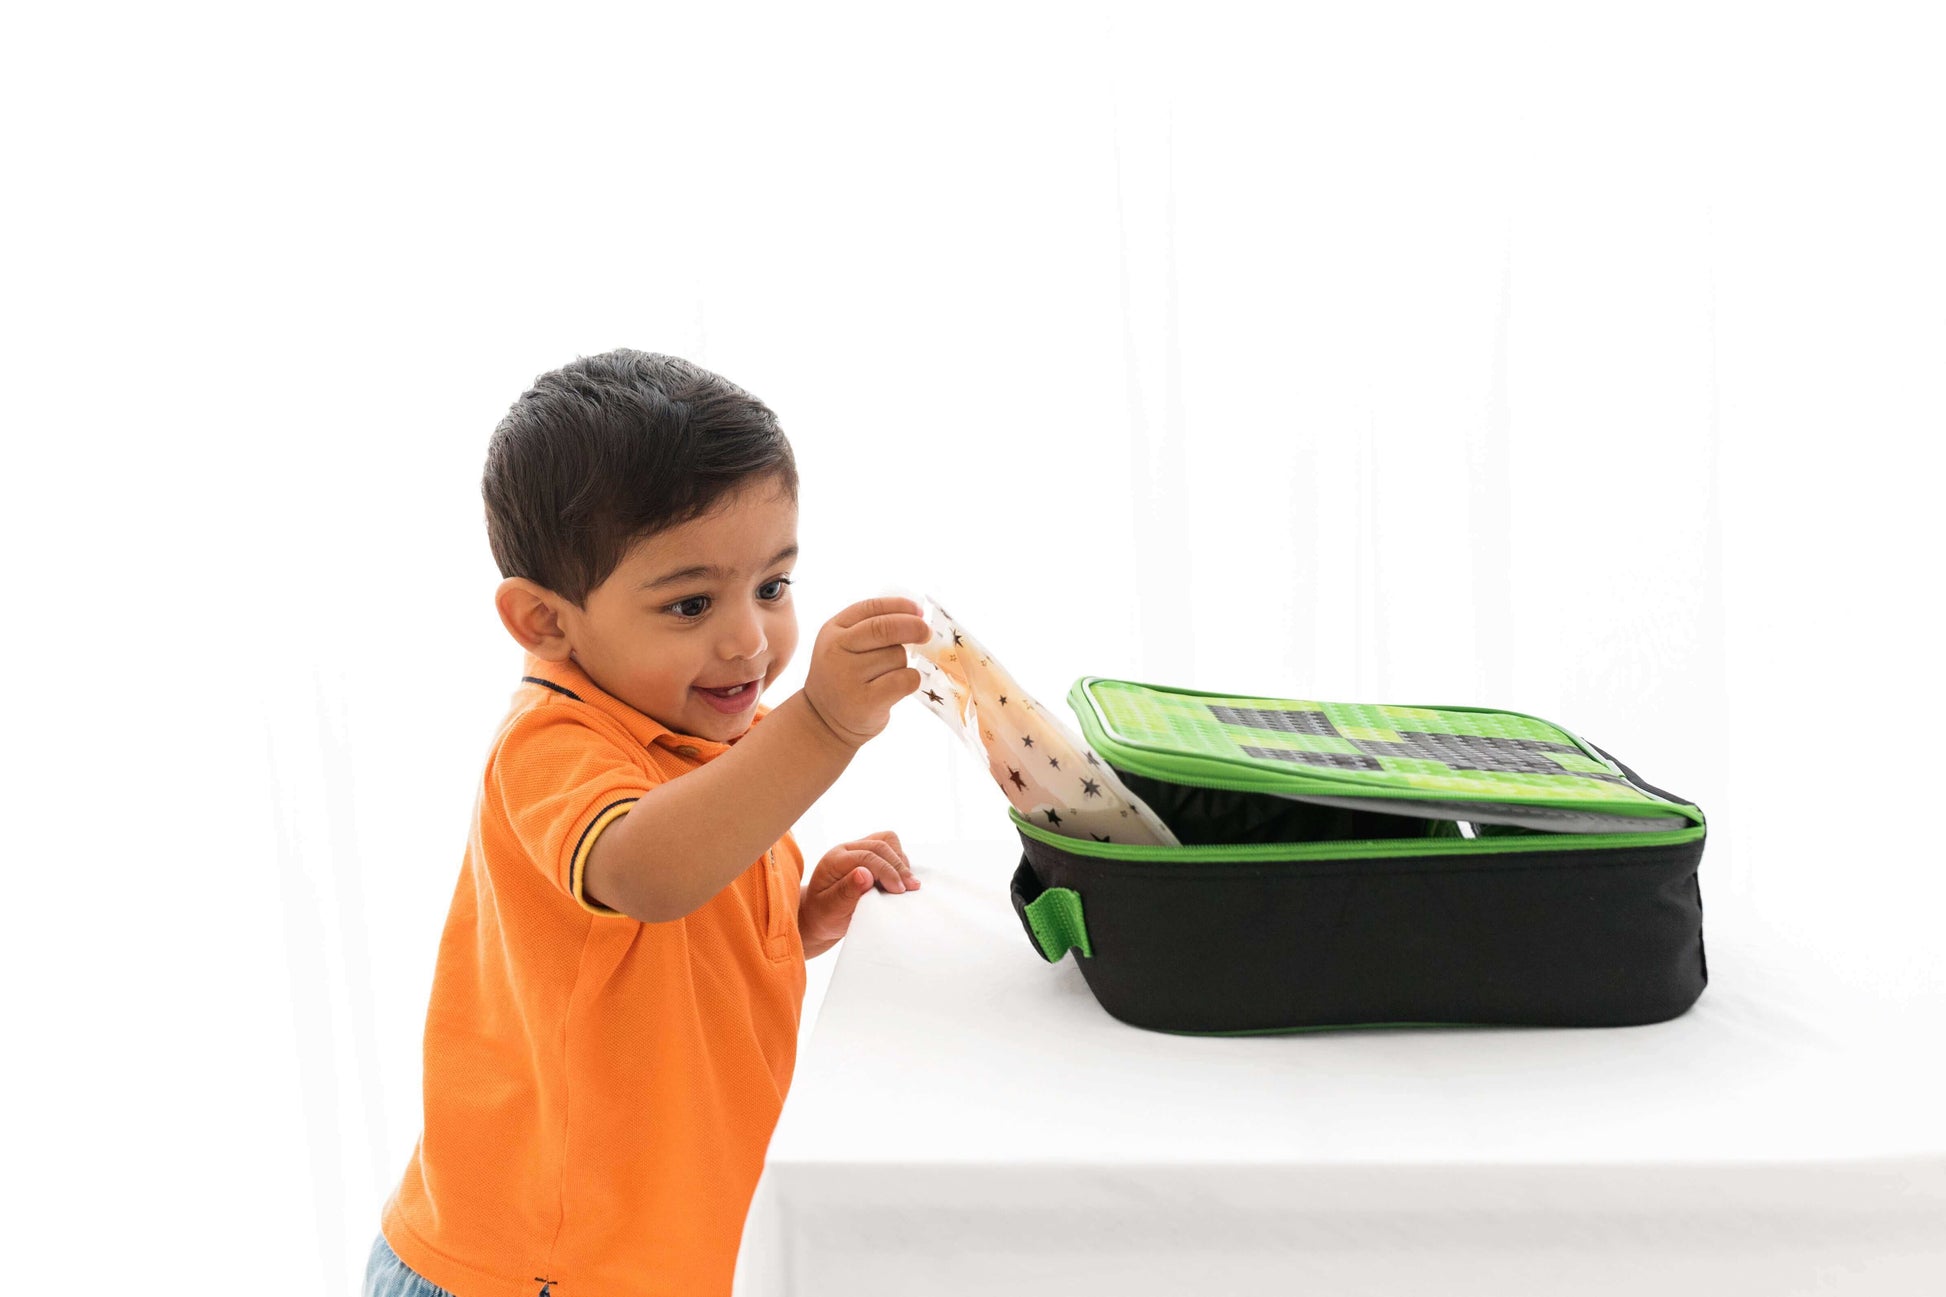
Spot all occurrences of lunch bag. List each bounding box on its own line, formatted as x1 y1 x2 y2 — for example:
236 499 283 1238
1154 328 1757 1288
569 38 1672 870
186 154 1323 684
1009 677 1708 1035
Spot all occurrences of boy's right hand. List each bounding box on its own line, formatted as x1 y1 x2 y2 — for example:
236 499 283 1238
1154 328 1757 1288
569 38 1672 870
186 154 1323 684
801 596 932 749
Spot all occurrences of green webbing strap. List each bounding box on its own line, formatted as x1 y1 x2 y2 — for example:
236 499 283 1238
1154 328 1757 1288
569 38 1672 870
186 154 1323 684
1022 885 1093 962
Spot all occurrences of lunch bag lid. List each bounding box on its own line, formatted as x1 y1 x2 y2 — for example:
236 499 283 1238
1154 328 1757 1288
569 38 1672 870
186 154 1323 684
1066 677 1706 835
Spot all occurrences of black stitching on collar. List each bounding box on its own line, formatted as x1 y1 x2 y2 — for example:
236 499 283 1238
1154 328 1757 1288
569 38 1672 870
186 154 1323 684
521 675 584 703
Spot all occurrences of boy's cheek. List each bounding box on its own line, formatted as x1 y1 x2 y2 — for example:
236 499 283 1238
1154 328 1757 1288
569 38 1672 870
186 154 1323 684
768 620 799 687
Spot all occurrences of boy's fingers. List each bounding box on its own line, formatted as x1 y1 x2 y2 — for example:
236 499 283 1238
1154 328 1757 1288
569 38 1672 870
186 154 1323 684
841 844 916 893
871 832 911 875
846 613 933 653
870 667 922 704
848 836 909 869
835 597 925 631
876 838 919 889
822 865 875 902
857 644 918 676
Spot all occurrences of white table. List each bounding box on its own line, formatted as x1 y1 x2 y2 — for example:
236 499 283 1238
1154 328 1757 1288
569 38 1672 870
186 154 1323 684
735 833 1946 1295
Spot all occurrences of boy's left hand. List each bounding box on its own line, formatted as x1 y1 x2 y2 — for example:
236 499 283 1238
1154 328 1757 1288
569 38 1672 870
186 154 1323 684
800 831 920 952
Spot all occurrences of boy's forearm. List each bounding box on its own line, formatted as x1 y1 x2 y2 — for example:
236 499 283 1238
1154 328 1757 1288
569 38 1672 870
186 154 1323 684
585 690 857 923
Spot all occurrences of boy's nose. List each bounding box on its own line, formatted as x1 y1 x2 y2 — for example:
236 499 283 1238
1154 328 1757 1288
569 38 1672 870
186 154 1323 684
720 606 768 660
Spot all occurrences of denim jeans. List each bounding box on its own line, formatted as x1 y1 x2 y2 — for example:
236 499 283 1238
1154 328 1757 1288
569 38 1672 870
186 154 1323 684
363 1232 459 1297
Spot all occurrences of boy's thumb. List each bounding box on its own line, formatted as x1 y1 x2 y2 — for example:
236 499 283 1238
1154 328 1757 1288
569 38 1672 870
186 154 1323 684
853 866 873 889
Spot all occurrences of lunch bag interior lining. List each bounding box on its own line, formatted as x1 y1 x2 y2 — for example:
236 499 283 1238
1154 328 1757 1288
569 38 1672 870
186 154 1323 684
1110 765 1547 846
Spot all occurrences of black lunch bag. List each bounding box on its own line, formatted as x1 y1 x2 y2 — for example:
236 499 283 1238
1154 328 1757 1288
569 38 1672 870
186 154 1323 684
1009 677 1708 1035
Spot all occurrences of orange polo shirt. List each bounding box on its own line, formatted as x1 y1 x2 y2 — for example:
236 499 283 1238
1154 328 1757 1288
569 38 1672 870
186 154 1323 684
381 651 806 1297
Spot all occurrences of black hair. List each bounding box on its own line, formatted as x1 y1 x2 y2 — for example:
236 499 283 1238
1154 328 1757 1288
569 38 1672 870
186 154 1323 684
483 350 798 607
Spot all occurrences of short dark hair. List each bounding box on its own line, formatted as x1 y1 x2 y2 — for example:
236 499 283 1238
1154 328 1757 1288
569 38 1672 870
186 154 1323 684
483 349 798 607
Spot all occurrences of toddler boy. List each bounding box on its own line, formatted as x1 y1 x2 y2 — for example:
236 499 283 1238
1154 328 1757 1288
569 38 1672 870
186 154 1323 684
365 350 931 1297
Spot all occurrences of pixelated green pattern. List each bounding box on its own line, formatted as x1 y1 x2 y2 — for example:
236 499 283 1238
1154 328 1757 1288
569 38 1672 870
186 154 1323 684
1086 680 1656 806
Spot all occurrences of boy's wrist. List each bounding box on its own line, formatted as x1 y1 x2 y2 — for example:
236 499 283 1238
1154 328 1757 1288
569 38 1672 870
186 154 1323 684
782 688 866 760
799 894 837 960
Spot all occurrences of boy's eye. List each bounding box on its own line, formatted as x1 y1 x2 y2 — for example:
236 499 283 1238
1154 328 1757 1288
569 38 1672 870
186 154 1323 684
665 577 792 621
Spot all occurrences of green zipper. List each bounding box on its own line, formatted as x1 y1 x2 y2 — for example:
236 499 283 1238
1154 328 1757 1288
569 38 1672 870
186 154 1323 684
1066 676 1707 833
1010 804 1706 862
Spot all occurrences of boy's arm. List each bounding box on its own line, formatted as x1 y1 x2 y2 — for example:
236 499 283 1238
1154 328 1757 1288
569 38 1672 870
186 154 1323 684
584 690 858 923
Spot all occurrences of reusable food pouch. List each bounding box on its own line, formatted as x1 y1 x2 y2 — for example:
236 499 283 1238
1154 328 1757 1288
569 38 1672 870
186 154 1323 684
901 592 1179 847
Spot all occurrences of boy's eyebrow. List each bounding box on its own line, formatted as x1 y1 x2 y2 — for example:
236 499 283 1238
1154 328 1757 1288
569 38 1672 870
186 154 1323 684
640 543 799 592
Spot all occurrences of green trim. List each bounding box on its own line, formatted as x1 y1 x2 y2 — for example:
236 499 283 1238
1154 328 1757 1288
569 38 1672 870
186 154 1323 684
1010 804 1706 861
1022 885 1092 962
1066 675 1707 832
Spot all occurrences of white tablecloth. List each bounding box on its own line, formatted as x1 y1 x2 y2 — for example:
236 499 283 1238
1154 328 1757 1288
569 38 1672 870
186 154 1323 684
735 832 1946 1295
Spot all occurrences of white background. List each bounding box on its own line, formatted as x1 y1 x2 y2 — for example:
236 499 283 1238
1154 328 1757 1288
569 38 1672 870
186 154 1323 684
3 3 1942 1294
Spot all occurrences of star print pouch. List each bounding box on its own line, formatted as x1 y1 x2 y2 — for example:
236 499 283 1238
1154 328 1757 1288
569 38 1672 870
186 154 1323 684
901 592 1181 848
1008 677 1708 1035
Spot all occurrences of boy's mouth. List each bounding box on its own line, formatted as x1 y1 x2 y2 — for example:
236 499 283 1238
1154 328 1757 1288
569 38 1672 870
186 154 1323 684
694 678 761 713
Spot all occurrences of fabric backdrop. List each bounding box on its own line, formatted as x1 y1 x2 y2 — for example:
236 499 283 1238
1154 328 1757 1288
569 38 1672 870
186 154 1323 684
4 3 1942 1294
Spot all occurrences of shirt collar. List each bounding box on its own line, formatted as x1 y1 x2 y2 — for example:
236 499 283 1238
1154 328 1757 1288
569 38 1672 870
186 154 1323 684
518 651 772 761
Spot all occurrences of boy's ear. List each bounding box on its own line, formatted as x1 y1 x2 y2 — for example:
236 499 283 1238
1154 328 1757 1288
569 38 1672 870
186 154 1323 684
495 577 575 661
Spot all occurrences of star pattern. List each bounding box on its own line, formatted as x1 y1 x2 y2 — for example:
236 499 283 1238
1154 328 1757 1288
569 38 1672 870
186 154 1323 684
902 591 1179 846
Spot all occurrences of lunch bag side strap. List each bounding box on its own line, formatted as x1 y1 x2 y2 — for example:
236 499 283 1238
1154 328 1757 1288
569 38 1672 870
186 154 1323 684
1011 856 1094 962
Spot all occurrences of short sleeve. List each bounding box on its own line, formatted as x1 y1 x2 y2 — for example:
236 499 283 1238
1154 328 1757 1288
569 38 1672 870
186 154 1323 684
491 705 663 917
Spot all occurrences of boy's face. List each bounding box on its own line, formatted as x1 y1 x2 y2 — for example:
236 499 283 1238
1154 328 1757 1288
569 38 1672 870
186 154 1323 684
537 475 801 743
